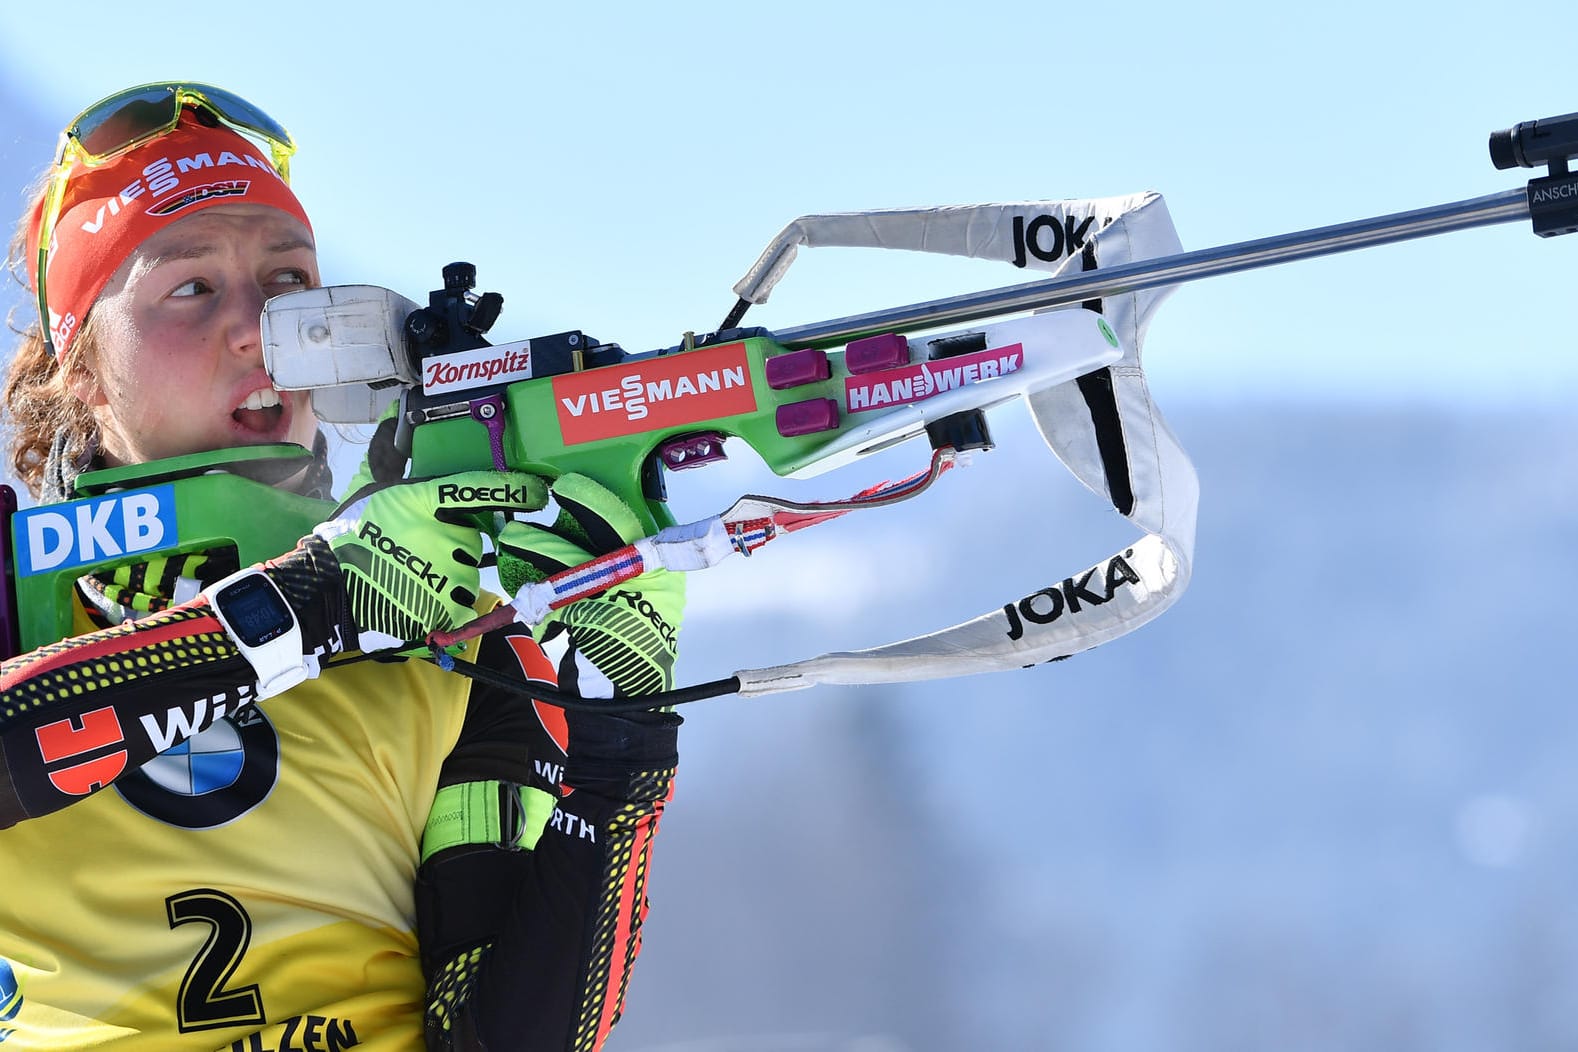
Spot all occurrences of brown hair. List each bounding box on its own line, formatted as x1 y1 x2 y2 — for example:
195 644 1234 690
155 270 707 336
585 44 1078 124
2 170 101 499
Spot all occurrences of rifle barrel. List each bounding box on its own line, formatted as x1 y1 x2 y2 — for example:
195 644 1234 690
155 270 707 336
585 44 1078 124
775 188 1530 349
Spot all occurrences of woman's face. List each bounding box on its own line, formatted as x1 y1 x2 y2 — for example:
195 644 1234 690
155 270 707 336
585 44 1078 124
74 204 322 467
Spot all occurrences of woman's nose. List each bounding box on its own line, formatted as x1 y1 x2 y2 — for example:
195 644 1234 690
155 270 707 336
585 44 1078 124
222 280 270 363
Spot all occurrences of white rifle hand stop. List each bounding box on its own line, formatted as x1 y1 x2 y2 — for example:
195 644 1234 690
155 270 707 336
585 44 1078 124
261 285 420 424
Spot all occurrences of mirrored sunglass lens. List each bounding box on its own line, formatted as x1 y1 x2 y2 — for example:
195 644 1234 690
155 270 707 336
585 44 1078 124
73 86 180 157
188 85 292 146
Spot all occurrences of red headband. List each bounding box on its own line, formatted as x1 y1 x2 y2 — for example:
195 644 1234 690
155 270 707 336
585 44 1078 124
26 111 313 356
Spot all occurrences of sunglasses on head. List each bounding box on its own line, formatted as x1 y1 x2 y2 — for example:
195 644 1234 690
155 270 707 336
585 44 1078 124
34 82 297 357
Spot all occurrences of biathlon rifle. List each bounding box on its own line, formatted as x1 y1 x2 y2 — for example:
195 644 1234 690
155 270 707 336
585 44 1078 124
3 111 1575 706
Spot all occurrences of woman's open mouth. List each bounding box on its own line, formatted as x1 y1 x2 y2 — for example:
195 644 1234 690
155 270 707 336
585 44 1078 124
232 387 286 433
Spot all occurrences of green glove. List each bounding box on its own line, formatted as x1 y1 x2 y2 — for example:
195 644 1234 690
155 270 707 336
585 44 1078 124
317 471 548 652
496 473 685 698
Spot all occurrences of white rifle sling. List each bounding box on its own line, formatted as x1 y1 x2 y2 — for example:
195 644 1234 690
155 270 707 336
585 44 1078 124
731 193 1199 696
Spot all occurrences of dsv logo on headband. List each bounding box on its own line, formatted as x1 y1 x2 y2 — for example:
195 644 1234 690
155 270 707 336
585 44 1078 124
147 180 251 216
73 150 280 236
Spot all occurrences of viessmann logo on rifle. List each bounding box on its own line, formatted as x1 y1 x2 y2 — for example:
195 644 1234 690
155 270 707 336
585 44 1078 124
553 342 757 444
422 344 534 396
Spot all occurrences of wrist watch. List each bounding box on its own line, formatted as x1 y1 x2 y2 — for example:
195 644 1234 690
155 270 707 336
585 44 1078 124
202 567 309 700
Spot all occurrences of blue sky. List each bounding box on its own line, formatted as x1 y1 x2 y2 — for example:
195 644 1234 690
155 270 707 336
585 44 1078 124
2 0 1574 411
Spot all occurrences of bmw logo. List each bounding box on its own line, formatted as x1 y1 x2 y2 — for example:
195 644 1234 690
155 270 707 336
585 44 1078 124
0 957 21 1023
115 706 279 829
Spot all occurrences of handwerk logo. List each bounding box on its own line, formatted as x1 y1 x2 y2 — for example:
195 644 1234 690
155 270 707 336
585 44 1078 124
845 344 1024 413
15 485 177 577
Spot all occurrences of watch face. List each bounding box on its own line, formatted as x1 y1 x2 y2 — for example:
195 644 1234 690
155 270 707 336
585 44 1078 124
216 574 293 648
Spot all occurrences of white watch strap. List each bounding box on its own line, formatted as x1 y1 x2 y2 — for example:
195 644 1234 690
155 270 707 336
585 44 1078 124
202 568 309 701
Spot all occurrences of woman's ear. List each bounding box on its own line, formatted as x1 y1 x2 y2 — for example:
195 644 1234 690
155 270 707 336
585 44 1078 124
62 348 108 408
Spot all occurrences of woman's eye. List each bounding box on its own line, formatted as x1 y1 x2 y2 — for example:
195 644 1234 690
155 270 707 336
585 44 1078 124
170 279 211 298
270 269 310 289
